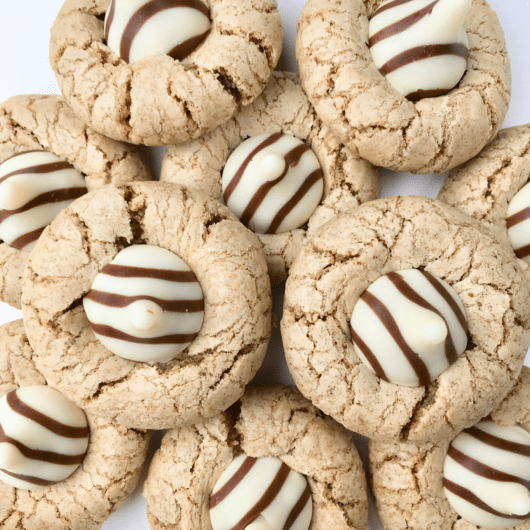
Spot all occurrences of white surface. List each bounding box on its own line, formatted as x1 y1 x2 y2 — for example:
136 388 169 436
1 0 530 529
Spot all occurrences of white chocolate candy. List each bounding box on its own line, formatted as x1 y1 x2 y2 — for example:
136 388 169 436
369 0 471 100
222 133 324 234
443 419 530 528
507 181 530 263
210 454 312 530
83 244 204 363
0 150 87 251
350 269 468 387
104 0 211 65
0 385 89 490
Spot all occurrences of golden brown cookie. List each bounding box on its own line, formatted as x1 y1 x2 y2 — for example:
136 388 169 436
161 71 381 285
0 319 150 530
281 195 530 445
369 366 530 530
296 0 511 174
21 181 272 430
438 124 530 258
144 385 368 530
49 0 283 146
0 94 152 309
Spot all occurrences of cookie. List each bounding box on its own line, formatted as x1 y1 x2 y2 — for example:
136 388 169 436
281 195 530 444
0 319 150 530
161 72 381 285
49 0 283 146
144 385 368 530
0 93 152 309
369 365 530 530
21 181 272 430
296 0 511 173
438 124 530 263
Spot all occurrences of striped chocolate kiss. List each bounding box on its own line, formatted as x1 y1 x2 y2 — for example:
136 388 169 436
104 0 211 64
368 0 470 100
0 150 87 251
506 181 530 263
350 269 468 387
443 419 530 528
0 385 89 490
83 244 204 363
210 454 312 530
221 132 324 235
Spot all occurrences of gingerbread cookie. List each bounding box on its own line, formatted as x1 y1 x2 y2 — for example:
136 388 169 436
369 365 530 530
144 385 368 530
0 93 152 309
21 181 272 430
438 125 530 264
161 72 380 285
296 0 511 173
281 195 530 444
49 0 283 146
0 319 150 530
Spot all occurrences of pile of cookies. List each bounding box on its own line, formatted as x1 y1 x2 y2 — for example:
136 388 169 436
1 0 529 529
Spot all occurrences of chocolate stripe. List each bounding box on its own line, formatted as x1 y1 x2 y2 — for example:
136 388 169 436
0 187 87 222
9 226 45 250
387 271 458 365
101 263 197 282
210 457 258 508
90 322 199 344
406 88 453 100
443 477 530 520
224 133 284 203
7 391 89 439
0 468 58 487
379 43 468 76
369 0 438 47
370 0 415 19
350 324 390 382
84 290 204 312
239 144 310 228
168 28 211 62
104 0 116 43
515 242 530 260
120 0 210 63
283 481 311 530
0 423 86 465
0 161 74 185
447 445 530 488
232 463 291 530
361 290 431 386
465 426 530 457
265 167 323 234
420 270 467 333
507 207 530 229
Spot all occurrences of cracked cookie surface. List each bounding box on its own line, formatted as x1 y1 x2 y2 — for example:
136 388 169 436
161 71 380 285
49 0 283 146
281 195 530 444
144 385 368 530
20 181 272 430
296 0 511 174
368 366 530 530
438 124 530 255
0 319 150 530
0 94 152 309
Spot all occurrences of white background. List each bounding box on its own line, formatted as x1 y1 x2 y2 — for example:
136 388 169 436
1 0 530 529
